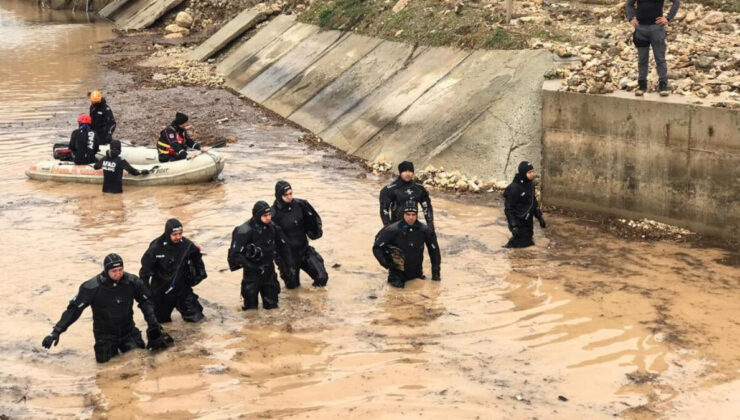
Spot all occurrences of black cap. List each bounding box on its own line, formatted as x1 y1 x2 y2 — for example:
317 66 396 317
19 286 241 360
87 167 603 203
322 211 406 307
173 112 189 126
398 161 414 174
275 180 292 201
164 218 183 236
103 253 124 271
252 201 271 219
403 200 418 213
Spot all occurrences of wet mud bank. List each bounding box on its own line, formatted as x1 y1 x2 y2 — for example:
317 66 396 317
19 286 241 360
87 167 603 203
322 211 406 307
1 12 740 419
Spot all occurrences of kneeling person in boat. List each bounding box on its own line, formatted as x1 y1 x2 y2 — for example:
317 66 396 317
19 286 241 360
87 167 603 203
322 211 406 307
140 219 207 323
69 113 99 165
158 112 203 163
93 140 149 194
41 253 174 363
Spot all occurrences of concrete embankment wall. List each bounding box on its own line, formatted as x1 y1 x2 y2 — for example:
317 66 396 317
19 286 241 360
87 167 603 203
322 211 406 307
542 85 740 239
213 15 554 184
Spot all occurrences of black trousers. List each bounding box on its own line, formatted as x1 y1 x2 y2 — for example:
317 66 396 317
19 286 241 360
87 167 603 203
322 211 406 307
94 129 112 145
241 268 280 310
152 284 204 323
94 327 145 363
505 217 535 248
279 246 329 289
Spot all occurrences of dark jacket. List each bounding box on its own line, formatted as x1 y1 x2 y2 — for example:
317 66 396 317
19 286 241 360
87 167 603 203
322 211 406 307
626 0 680 24
69 125 99 165
373 220 441 280
93 151 143 194
140 235 206 294
270 198 322 252
158 125 200 162
89 99 116 143
228 218 294 275
52 272 160 340
503 173 542 228
379 177 434 229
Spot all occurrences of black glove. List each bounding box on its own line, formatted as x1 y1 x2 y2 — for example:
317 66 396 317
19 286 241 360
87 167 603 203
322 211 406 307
432 268 441 281
191 272 207 286
42 330 60 349
141 169 150 176
511 225 520 237
538 218 546 229
146 327 174 351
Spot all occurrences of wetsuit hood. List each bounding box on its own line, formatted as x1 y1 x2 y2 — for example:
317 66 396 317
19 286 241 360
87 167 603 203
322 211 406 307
102 253 123 281
164 218 183 237
274 180 292 208
252 201 271 225
108 139 121 158
516 161 534 184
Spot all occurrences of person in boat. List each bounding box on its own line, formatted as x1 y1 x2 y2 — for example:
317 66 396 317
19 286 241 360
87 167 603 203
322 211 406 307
228 201 295 310
379 161 435 231
89 90 116 145
502 161 546 248
139 219 207 323
69 113 99 165
93 140 149 194
41 253 174 363
270 181 328 289
158 112 203 163
373 200 441 288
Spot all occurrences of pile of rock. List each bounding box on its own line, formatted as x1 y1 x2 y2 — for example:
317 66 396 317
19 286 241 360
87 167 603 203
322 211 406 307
618 218 695 239
164 11 194 39
369 158 504 193
148 46 224 87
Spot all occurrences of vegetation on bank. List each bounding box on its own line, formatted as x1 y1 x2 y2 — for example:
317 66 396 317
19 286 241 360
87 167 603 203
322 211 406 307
298 0 572 50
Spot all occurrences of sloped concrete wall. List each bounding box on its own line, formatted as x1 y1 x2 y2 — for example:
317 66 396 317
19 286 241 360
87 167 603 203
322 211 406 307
542 86 740 239
99 0 183 30
211 16 553 183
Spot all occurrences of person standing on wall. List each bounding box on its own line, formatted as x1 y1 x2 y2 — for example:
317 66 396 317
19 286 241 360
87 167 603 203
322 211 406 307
626 0 680 97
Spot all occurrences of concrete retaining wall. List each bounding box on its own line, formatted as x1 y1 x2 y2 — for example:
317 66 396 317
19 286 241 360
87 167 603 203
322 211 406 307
542 85 740 239
209 15 554 183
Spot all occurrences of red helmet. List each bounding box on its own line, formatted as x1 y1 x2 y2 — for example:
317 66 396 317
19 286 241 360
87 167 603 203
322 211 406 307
77 114 92 125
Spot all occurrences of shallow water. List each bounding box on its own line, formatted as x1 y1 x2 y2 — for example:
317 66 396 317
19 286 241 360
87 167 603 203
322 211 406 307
1 2 739 418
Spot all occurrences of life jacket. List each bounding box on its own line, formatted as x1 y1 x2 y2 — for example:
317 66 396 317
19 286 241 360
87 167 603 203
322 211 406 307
158 126 185 157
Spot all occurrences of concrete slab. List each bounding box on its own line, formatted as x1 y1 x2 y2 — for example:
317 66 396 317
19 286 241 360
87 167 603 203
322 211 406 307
262 34 382 118
289 41 420 135
354 50 552 182
190 7 270 62
98 0 131 19
319 46 470 153
223 21 318 91
217 14 296 78
428 50 553 182
107 0 185 31
240 30 346 104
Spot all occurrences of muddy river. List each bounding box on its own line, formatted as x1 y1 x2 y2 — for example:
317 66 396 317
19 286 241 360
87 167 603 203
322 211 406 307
1 1 739 418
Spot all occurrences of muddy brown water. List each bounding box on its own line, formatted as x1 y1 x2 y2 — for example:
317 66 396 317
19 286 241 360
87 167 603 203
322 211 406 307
1 2 739 418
